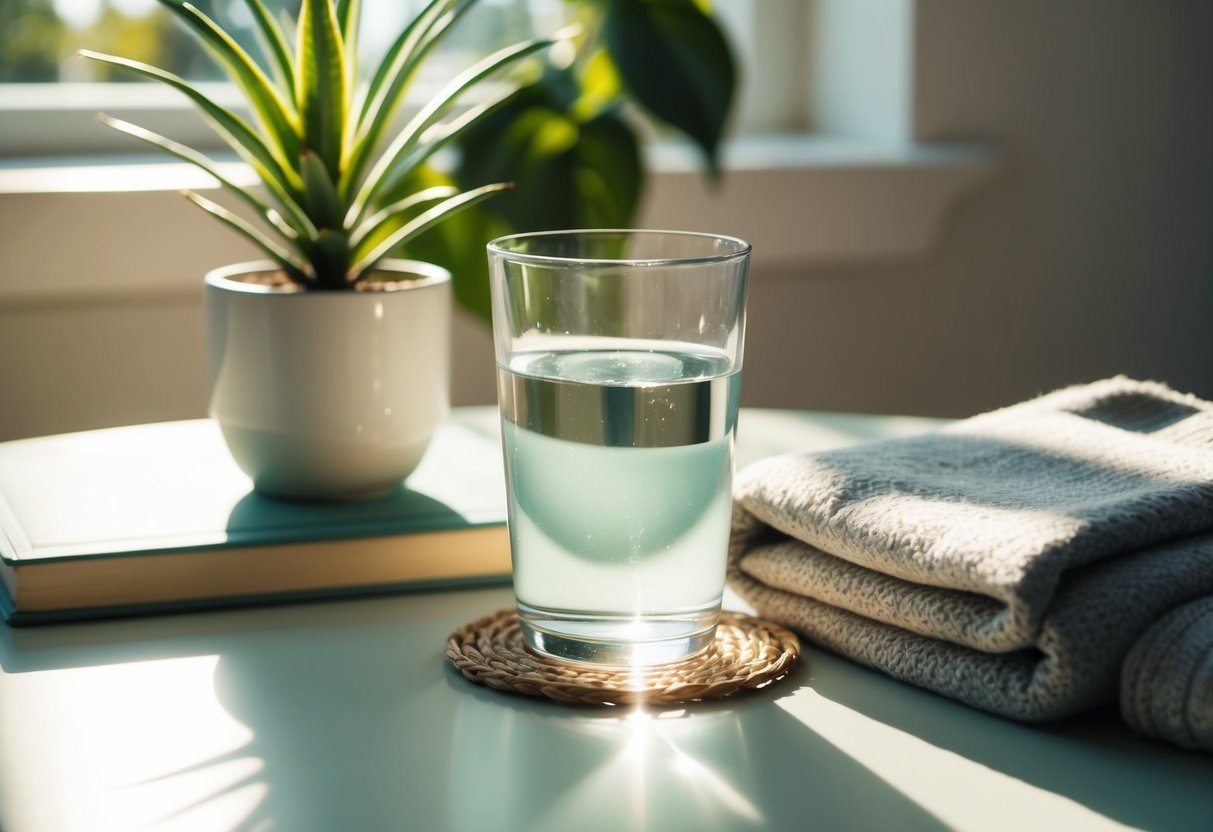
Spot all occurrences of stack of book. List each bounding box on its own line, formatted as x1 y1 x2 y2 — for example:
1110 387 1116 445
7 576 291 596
0 411 511 625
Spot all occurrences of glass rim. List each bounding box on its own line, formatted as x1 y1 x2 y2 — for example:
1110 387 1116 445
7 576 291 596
486 228 752 267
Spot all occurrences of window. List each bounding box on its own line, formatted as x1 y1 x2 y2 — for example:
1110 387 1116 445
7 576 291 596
0 0 570 156
1 0 562 82
0 0 810 158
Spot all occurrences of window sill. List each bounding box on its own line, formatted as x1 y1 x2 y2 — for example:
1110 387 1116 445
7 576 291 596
642 134 996 267
0 133 996 305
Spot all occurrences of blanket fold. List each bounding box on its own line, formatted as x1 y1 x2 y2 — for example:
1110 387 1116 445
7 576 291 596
728 377 1213 725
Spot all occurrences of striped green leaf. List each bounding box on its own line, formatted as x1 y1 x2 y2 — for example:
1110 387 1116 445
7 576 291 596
242 0 296 100
349 184 458 250
96 113 297 238
157 0 302 163
296 0 348 180
183 190 311 283
369 84 517 203
348 35 556 224
79 50 311 233
344 0 473 197
349 182 510 281
336 0 361 52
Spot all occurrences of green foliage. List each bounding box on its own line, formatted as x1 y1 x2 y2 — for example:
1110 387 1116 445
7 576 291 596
410 0 736 323
82 0 736 304
0 2 60 81
84 0 559 289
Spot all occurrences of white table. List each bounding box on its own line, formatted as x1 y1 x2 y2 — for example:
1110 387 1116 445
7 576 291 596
1 410 1210 832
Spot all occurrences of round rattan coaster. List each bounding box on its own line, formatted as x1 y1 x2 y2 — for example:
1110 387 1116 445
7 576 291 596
446 609 800 706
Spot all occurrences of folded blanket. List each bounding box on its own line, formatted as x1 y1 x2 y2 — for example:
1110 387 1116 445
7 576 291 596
1121 596 1213 752
729 377 1213 723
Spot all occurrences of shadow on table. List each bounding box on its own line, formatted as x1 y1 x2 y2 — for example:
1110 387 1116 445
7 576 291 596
800 646 1213 832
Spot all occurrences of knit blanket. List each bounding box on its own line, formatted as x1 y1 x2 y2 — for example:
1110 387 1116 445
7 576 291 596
728 377 1213 724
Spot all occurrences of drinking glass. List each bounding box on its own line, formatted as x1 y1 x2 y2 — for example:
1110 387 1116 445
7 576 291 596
487 230 751 666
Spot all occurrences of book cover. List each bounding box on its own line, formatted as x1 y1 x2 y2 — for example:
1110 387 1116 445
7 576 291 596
0 409 511 625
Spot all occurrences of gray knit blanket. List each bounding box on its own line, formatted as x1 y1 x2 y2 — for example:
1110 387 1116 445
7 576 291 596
729 377 1213 731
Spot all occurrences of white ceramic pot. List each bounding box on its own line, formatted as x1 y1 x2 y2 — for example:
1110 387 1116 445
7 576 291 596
205 259 451 501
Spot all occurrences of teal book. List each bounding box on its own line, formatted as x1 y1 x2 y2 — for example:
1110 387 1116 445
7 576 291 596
0 410 511 625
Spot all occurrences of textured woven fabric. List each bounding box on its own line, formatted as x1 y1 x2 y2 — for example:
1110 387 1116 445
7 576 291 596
728 377 1213 723
1121 597 1213 752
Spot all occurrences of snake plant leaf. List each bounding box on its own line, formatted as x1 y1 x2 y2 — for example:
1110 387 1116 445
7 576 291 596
336 0 361 56
349 185 458 250
370 84 519 204
355 0 453 127
349 34 556 225
241 0 296 100
95 113 296 236
157 0 302 163
300 149 345 232
401 194 506 322
349 182 511 281
80 50 311 229
603 0 734 177
183 190 311 283
312 229 353 288
296 0 348 180
345 0 474 198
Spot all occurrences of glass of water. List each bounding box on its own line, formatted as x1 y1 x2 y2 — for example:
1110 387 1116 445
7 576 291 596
487 229 751 666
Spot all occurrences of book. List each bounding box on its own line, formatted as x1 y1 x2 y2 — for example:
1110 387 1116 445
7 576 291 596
0 409 512 625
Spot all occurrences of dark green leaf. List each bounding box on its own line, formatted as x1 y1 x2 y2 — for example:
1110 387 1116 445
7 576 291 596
603 0 734 175
311 229 353 288
300 148 345 231
456 74 643 231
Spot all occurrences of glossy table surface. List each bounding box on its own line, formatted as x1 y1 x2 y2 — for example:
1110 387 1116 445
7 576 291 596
1 409 1210 832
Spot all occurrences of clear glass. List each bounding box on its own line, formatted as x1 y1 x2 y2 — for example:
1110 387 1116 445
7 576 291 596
487 229 751 666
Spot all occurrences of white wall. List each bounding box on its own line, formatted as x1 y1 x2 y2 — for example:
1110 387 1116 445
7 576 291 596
717 0 1211 419
0 0 1209 440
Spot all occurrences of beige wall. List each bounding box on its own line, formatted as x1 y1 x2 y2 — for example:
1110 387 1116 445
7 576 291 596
723 0 1211 418
0 0 1209 440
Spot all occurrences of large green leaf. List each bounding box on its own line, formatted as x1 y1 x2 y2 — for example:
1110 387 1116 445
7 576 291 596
296 0 348 180
456 73 643 231
603 0 734 175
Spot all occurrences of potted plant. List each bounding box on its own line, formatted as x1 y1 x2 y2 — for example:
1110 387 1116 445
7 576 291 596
82 0 735 500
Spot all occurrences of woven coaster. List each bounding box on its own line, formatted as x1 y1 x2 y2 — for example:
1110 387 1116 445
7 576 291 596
446 608 801 706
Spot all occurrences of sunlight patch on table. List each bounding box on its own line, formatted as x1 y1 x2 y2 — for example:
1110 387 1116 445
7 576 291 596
9 655 264 832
